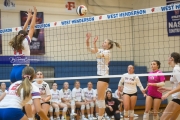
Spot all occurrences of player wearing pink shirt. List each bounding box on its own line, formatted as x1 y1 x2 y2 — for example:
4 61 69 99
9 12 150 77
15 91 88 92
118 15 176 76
143 60 165 120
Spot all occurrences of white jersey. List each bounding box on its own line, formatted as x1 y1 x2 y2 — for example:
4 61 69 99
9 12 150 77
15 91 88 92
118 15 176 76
13 35 31 65
50 89 60 103
96 49 110 76
0 89 8 97
33 81 51 103
72 88 84 102
83 88 96 101
0 81 40 109
170 65 180 99
59 89 72 100
118 73 144 94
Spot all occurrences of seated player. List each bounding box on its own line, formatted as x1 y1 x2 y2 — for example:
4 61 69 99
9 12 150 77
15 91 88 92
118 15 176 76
59 82 77 118
49 83 67 120
32 71 51 120
72 80 88 120
0 66 48 120
83 82 96 119
105 90 120 120
115 88 123 114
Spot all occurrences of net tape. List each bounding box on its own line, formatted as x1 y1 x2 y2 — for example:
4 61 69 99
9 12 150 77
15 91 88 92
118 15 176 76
0 72 177 82
0 3 179 34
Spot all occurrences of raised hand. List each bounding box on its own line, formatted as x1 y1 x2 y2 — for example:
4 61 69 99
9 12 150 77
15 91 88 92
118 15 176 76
27 9 33 19
93 36 98 44
86 33 91 40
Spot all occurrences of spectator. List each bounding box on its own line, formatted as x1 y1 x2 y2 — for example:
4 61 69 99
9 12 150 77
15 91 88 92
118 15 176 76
0 83 7 101
105 90 120 120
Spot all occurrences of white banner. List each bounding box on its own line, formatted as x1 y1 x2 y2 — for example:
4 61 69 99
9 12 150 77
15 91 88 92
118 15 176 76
3 0 15 9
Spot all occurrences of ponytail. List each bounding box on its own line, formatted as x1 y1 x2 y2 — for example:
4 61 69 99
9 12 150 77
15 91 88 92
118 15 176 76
17 76 32 100
170 52 180 64
107 39 121 49
9 34 25 51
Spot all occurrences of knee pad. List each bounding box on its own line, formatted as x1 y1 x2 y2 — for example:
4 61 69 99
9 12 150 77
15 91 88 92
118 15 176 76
124 110 129 117
114 112 120 120
49 106 53 112
86 104 90 109
71 100 75 105
90 102 94 107
95 101 98 107
55 107 59 112
63 107 68 112
98 100 105 108
129 110 134 117
81 105 85 110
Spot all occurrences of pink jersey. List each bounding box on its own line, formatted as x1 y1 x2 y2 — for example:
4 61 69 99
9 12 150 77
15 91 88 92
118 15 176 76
147 70 165 98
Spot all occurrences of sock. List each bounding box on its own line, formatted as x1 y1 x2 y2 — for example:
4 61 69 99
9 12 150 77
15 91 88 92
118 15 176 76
91 114 93 117
61 116 64 119
82 115 85 118
96 113 99 117
98 116 103 120
50 116 53 119
28 118 33 120
88 114 91 118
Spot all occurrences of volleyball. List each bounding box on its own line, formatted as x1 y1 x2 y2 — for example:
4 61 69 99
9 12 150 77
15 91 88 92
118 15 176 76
76 5 87 16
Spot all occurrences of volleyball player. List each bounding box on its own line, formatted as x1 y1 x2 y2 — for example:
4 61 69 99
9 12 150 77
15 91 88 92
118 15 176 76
59 82 77 118
9 7 36 83
49 83 67 120
118 65 145 120
83 81 96 119
143 60 165 120
0 66 48 120
86 33 120 120
32 71 51 120
72 80 88 120
158 52 180 120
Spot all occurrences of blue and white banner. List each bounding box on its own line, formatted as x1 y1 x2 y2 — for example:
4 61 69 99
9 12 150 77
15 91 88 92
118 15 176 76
167 0 180 36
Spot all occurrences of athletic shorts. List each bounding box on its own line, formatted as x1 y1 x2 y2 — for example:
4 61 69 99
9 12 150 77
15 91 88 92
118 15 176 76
10 65 27 83
148 95 161 100
98 75 110 83
0 108 24 120
172 99 180 105
123 92 137 97
41 101 50 106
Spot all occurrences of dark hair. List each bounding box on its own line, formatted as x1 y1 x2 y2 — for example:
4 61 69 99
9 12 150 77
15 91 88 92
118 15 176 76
171 52 180 64
52 82 57 86
152 60 161 69
9 30 28 51
105 90 113 101
17 66 35 100
107 39 121 49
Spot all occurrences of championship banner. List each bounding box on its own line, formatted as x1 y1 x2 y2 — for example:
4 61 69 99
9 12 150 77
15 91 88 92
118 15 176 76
20 11 45 55
0 9 2 54
167 0 180 36
65 0 76 12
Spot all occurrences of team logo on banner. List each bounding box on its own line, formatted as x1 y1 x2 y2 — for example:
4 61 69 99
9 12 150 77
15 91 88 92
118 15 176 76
3 0 15 9
166 0 180 36
65 0 76 12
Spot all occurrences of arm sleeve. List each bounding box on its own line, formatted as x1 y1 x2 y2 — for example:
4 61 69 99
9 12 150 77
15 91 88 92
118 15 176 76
118 77 124 86
31 85 41 99
136 77 144 91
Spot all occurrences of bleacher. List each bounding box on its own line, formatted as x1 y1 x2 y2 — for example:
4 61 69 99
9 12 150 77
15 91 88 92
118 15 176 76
0 61 168 109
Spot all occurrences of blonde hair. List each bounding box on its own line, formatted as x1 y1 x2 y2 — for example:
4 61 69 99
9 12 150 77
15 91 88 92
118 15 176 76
17 66 35 103
107 39 121 49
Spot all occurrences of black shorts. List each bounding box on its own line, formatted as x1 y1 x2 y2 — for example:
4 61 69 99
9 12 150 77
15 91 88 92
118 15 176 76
98 77 110 83
123 92 137 97
172 99 180 105
148 95 161 100
41 101 50 106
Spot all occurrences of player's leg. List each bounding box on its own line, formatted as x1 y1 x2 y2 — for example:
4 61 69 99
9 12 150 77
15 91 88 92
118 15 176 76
58 102 68 120
95 100 99 118
51 103 60 120
152 98 161 120
41 102 50 119
123 94 130 120
75 101 86 119
49 105 54 120
97 81 108 120
160 101 180 120
143 96 153 120
129 95 137 120
90 101 95 119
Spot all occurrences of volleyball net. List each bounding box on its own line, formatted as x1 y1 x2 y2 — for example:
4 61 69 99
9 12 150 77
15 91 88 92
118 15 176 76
0 3 180 85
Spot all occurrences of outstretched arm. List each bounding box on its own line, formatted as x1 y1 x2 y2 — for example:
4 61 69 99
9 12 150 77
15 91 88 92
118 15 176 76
86 33 98 54
23 9 33 31
28 6 37 40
